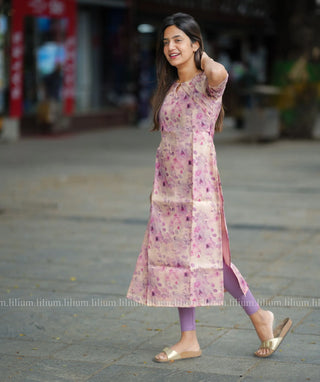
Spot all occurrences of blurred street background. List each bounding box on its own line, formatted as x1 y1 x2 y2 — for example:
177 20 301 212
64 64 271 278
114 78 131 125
0 0 320 140
0 0 320 381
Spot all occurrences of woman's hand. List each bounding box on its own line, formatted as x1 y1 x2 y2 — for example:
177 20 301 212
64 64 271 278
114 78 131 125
200 51 210 70
201 51 228 87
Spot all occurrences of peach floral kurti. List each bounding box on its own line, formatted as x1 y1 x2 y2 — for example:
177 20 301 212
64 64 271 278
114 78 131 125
127 71 248 307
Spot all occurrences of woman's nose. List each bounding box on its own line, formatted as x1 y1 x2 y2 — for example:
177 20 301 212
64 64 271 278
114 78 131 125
168 40 175 50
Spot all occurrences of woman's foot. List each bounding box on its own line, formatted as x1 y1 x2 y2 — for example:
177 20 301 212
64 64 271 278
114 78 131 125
250 309 274 357
154 330 200 362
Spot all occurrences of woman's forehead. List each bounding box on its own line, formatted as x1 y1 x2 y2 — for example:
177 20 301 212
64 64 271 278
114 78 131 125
163 25 186 39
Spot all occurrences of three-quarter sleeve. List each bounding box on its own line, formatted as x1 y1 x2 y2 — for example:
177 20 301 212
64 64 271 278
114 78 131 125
206 75 229 99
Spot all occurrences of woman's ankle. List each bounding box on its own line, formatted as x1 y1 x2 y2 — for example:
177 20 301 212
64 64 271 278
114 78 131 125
250 309 272 323
250 310 274 341
179 330 200 348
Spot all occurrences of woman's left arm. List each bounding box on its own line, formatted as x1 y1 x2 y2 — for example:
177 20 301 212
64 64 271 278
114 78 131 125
201 51 228 87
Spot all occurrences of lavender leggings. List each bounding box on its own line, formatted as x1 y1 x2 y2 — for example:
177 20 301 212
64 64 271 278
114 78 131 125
178 262 260 332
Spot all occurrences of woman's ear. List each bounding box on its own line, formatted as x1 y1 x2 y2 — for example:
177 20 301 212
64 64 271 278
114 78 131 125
192 41 200 52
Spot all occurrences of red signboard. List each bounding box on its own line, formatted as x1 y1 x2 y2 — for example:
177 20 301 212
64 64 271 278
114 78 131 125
10 0 76 117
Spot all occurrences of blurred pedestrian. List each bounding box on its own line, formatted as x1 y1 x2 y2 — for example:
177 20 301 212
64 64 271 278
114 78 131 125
127 13 292 362
37 64 63 132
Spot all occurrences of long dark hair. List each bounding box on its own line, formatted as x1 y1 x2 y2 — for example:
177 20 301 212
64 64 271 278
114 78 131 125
152 12 224 132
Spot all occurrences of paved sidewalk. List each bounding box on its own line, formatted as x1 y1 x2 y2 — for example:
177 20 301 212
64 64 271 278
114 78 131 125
0 126 319 381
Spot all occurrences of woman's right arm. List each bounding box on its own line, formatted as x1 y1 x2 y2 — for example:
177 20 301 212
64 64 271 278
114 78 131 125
201 52 228 87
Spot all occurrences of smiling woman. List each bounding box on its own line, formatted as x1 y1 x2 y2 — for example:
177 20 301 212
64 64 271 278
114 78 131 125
151 13 226 133
127 12 292 363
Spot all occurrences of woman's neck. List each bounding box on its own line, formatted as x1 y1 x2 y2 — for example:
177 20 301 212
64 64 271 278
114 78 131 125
177 64 200 83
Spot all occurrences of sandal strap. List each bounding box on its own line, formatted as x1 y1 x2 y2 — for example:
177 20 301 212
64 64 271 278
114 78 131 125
260 337 282 351
162 347 181 361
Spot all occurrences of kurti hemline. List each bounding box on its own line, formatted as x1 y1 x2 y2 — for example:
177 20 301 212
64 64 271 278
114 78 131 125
126 294 225 308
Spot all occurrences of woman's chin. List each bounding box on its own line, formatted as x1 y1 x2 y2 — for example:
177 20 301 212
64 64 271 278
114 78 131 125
168 60 182 68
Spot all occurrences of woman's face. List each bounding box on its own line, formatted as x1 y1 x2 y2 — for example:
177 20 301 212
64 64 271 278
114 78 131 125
163 25 199 69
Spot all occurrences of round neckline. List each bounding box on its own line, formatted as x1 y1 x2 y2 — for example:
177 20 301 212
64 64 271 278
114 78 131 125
176 71 203 85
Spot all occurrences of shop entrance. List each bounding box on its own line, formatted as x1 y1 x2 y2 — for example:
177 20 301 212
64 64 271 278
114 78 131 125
9 0 76 119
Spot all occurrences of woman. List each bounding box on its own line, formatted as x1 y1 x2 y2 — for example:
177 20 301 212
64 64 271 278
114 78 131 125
127 13 291 362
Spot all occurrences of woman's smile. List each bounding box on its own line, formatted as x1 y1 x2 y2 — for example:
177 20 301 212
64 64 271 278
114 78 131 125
168 52 180 59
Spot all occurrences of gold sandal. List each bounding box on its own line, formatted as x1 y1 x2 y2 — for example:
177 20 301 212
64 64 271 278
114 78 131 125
255 317 292 358
153 347 202 363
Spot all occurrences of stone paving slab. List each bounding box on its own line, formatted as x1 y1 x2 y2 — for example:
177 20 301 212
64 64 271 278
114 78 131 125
242 360 320 382
51 342 126 363
0 355 40 381
0 338 67 358
6 359 106 382
293 310 320 336
275 333 320 365
245 274 293 296
86 364 238 382
285 278 320 298
113 349 259 377
204 328 264 359
259 257 320 280
0 276 87 295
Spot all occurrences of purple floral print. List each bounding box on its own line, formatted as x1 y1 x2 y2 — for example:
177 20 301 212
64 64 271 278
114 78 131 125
127 72 248 307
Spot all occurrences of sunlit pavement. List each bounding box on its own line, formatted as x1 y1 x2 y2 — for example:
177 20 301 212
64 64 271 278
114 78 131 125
0 126 319 381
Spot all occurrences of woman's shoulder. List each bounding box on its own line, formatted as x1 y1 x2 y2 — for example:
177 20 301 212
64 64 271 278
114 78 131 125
194 71 228 99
